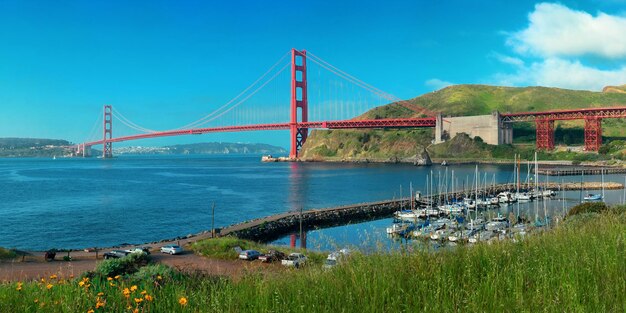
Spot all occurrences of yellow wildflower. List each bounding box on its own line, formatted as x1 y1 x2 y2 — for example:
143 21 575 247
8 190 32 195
156 275 162 280
179 297 188 306
134 297 143 304
130 285 138 292
144 294 154 301
49 274 57 279
95 299 105 309
16 282 22 291
78 281 85 287
140 290 147 295
40 278 45 283
107 277 113 281
122 288 131 298
109 282 116 287
46 284 53 290
97 292 104 296
87 309 94 313
114 275 121 280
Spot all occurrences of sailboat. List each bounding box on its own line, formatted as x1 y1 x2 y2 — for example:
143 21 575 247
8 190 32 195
583 169 604 201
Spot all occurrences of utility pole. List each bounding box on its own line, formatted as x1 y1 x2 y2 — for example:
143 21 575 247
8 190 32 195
211 202 216 237
299 207 304 249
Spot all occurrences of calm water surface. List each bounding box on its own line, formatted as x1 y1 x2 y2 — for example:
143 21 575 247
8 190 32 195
1 155 623 250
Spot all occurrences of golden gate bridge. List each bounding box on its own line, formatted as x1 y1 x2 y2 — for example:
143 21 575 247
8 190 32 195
74 49 626 158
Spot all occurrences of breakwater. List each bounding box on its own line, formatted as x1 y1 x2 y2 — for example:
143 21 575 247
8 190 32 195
220 181 622 242
538 167 626 176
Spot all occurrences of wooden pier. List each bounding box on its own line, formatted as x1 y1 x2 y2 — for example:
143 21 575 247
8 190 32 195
538 167 626 176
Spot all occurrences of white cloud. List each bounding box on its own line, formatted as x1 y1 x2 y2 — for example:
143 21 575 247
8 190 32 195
493 58 626 90
488 3 626 90
507 3 626 59
425 78 454 90
489 52 525 68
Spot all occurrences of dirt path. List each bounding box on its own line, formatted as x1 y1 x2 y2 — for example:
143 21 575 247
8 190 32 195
0 250 279 282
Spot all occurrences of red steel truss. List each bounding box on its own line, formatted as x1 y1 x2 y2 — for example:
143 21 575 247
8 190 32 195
501 106 626 122
535 119 554 151
502 106 626 151
584 117 602 151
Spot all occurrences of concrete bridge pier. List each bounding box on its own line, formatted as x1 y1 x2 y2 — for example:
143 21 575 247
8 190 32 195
434 111 512 145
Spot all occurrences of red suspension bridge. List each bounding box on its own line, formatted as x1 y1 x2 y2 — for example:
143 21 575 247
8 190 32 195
75 49 626 158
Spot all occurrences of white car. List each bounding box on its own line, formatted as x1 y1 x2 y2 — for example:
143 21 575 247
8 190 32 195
160 244 183 255
281 253 307 268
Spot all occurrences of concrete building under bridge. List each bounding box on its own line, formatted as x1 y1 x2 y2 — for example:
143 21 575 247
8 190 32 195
434 111 513 145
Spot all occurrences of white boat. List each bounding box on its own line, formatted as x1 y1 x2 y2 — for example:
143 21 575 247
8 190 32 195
489 197 500 205
393 210 421 221
583 193 603 201
485 215 508 231
497 192 516 203
463 198 476 210
438 203 464 215
515 192 531 201
386 224 405 235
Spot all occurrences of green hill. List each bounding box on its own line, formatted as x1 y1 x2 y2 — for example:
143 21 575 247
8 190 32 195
300 85 626 161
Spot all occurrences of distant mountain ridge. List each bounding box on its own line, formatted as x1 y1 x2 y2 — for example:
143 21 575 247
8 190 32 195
114 142 287 155
0 138 72 157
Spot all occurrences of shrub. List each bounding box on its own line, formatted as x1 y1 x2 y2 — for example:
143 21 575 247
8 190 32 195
566 202 609 217
129 264 181 284
93 252 151 278
0 247 16 260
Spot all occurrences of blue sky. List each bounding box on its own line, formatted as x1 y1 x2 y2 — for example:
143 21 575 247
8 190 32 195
1 0 625 148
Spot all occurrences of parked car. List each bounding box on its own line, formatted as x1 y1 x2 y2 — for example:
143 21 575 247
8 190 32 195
126 247 151 255
258 250 286 263
160 245 183 255
323 248 351 269
281 252 307 268
238 249 261 261
103 250 131 259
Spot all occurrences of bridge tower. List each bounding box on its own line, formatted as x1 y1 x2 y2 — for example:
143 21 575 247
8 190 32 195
103 105 113 158
535 119 554 150
290 49 308 159
584 116 602 151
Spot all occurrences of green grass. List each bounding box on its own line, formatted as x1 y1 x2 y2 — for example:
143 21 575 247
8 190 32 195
191 236 328 264
0 247 17 260
1 209 625 312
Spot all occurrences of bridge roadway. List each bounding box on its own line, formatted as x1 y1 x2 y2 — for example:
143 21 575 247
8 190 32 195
79 117 437 147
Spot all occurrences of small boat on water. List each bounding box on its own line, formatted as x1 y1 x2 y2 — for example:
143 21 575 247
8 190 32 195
393 210 421 221
485 215 508 231
583 193 603 201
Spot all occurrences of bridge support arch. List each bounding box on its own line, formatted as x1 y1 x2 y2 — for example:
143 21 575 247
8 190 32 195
290 49 308 159
103 105 113 158
584 116 602 151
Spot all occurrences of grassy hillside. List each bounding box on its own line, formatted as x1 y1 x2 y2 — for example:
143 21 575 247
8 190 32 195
301 85 626 160
0 208 624 312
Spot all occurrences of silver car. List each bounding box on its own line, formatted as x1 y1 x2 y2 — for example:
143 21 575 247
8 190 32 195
160 244 183 255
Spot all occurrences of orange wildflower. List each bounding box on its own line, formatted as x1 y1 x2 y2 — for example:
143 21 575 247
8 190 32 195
46 284 53 290
134 297 143 304
144 294 154 301
130 285 138 292
179 297 188 306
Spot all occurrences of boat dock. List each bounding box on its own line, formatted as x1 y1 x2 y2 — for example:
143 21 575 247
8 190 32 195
538 167 626 176
219 181 622 242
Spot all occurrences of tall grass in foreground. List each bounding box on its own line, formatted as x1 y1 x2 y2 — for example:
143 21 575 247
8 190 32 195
0 210 624 312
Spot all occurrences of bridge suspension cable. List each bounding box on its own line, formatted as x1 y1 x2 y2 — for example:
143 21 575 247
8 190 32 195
112 107 157 133
173 51 291 130
306 51 434 116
